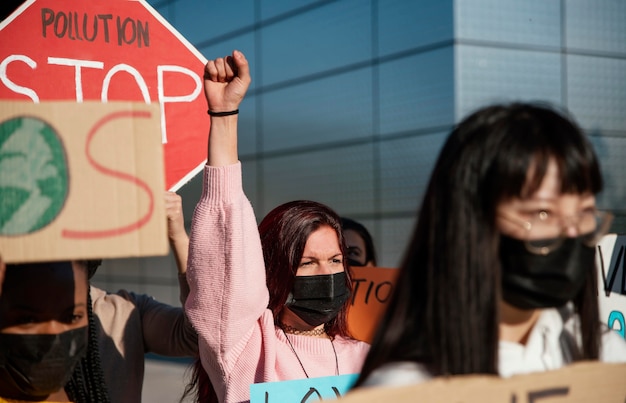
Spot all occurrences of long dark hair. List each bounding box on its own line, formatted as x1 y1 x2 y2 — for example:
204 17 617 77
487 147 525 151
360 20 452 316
182 200 353 402
65 287 111 403
355 102 602 385
64 260 110 402
260 200 352 338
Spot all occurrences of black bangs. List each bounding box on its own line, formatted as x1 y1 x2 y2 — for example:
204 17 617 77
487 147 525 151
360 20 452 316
486 104 603 203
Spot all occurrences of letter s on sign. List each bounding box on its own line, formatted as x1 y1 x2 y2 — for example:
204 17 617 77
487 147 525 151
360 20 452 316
62 110 155 239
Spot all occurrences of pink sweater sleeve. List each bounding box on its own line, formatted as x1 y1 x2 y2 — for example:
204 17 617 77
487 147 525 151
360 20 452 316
185 163 370 403
185 163 270 379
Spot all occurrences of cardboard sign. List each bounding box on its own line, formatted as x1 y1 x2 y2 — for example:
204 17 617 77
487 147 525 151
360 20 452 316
348 266 399 343
597 234 626 339
0 100 167 263
0 0 208 191
250 374 358 403
338 362 626 402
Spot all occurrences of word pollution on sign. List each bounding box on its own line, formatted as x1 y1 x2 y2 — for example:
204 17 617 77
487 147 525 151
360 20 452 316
250 374 358 403
347 266 399 343
597 234 626 339
338 362 626 403
0 0 209 191
40 9 151 46
0 100 167 263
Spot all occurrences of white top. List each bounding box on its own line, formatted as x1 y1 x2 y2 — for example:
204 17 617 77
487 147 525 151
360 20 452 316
361 307 626 387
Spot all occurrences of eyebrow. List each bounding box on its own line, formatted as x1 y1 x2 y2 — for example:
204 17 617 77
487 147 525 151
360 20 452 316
301 253 343 260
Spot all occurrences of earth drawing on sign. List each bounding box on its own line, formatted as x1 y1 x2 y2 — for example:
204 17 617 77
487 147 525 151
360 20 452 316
0 116 68 235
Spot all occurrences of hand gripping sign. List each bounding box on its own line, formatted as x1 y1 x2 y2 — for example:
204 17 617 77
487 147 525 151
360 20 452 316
0 0 209 191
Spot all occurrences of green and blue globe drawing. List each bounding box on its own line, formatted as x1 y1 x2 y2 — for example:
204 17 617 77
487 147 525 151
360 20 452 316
0 116 68 235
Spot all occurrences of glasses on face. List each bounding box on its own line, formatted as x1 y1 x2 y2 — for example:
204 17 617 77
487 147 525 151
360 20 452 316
498 209 614 255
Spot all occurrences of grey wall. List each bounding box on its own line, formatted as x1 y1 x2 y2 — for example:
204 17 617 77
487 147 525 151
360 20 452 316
93 0 626 309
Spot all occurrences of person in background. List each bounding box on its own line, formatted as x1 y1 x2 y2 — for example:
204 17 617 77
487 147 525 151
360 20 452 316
0 259 110 403
0 191 196 403
341 217 377 267
183 50 369 403
353 102 626 388
89 191 197 403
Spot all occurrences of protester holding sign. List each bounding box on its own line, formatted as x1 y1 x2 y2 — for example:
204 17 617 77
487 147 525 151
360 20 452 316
353 103 626 389
0 191 196 403
89 191 197 403
0 260 110 403
184 50 369 403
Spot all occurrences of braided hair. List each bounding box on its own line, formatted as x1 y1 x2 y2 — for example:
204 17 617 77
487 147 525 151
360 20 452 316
65 262 111 402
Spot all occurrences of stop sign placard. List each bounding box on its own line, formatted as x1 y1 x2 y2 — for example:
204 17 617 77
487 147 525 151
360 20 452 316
0 0 209 190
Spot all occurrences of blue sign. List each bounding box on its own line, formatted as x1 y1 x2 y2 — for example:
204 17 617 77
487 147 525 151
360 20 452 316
250 374 358 403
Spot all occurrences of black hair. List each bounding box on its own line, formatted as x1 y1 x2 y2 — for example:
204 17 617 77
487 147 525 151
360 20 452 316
259 200 352 337
355 102 602 385
65 288 111 403
0 260 110 401
180 359 218 403
341 217 377 266
85 260 103 279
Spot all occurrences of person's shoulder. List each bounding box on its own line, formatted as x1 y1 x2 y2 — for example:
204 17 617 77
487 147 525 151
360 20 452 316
360 361 432 388
91 287 149 310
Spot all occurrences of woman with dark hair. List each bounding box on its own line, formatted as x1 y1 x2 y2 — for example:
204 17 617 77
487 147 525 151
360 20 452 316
0 192 196 403
340 217 377 267
0 260 110 403
354 102 626 387
184 50 369 403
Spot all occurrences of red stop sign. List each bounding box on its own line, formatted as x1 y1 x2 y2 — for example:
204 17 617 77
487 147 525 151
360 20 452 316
0 0 209 190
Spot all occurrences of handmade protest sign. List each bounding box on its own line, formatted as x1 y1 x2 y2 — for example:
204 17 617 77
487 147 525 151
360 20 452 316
0 0 208 191
348 266 399 342
250 374 358 403
597 234 626 339
0 100 167 263
338 362 626 403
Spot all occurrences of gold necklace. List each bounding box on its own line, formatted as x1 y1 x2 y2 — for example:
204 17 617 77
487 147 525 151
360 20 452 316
280 322 326 336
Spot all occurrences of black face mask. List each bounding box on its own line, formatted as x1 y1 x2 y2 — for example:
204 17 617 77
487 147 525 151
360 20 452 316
499 234 595 310
285 272 350 327
0 326 88 400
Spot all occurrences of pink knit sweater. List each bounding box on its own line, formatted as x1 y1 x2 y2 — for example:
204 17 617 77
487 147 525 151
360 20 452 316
185 163 369 403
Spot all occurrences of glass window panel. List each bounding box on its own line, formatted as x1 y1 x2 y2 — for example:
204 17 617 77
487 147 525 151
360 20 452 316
567 55 626 132
261 68 373 152
456 0 561 47
379 0 453 57
380 131 447 213
379 48 455 135
566 0 626 54
260 0 371 85
261 0 326 20
457 45 562 118
261 144 375 218
157 0 256 44
381 216 416 268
